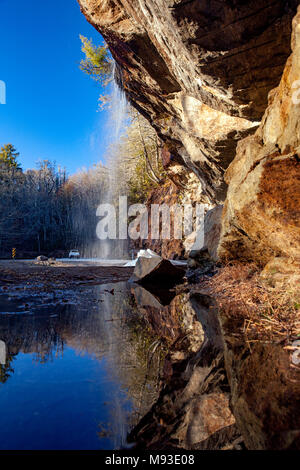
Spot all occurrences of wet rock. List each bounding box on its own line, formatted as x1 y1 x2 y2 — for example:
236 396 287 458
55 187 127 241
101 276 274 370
130 256 185 286
186 250 217 284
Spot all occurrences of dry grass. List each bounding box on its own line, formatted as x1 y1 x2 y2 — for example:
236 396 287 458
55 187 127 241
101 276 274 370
202 263 300 345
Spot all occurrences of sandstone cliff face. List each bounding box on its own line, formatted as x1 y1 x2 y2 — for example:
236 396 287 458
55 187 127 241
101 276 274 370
219 8 300 263
78 0 298 204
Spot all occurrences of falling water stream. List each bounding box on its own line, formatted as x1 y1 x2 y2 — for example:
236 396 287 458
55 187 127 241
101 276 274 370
83 63 129 260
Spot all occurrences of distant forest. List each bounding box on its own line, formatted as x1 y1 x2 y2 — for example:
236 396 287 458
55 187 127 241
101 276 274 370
0 143 109 257
0 106 165 258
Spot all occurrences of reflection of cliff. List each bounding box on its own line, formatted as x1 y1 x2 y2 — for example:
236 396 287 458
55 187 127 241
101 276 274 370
131 284 202 351
128 287 241 450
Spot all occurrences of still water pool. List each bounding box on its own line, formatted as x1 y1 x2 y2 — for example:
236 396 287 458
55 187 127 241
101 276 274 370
0 282 161 450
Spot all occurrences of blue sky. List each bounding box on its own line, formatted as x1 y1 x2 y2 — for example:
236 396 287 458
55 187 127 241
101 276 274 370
0 0 113 174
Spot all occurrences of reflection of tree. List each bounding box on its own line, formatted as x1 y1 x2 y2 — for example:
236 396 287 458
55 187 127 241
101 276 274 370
99 289 167 432
0 309 67 364
0 283 168 447
0 354 15 384
124 310 166 426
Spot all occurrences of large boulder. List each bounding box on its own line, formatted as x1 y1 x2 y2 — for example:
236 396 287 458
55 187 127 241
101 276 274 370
219 7 300 264
130 255 185 286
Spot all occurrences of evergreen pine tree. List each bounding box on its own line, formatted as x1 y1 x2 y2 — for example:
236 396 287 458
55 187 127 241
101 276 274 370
0 144 21 169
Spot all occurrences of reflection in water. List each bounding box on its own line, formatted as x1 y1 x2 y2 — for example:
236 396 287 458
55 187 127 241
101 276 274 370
0 282 164 450
0 340 5 365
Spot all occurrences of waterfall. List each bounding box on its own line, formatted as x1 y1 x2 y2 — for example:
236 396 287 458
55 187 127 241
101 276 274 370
81 62 129 260
101 63 128 259
110 62 128 142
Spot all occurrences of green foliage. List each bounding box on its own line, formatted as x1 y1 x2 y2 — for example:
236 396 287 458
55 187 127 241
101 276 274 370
128 155 160 205
125 112 166 205
79 35 113 108
0 144 21 169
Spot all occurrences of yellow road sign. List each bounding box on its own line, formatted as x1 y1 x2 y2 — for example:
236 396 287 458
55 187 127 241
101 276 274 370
12 248 16 259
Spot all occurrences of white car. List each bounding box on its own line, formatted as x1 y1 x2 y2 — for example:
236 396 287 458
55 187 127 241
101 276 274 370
69 249 80 259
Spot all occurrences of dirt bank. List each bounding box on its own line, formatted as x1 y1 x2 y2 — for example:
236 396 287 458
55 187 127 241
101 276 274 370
0 260 134 290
